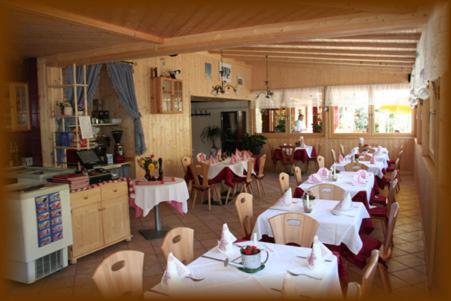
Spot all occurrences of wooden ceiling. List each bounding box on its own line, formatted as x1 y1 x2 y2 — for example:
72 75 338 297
1 0 433 69
210 30 421 71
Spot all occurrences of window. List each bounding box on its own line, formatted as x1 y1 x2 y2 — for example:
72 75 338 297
372 84 412 134
327 85 370 134
332 105 369 133
259 108 287 133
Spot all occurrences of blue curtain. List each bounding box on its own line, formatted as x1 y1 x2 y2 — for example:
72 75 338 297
64 64 102 109
106 63 146 155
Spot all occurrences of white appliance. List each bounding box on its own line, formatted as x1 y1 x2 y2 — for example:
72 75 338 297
6 182 73 284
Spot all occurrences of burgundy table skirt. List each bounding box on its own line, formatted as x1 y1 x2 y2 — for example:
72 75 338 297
272 147 317 164
185 155 260 188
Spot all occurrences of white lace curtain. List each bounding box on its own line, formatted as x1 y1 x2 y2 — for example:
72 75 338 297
253 83 410 108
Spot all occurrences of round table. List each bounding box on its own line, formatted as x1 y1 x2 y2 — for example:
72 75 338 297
134 177 189 240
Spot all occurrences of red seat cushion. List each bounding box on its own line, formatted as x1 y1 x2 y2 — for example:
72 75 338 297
369 206 387 218
371 194 387 206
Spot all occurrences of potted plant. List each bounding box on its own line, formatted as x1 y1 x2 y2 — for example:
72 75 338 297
200 126 222 154
137 155 160 181
240 134 267 155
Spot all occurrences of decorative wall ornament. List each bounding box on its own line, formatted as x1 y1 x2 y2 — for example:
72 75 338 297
211 50 237 96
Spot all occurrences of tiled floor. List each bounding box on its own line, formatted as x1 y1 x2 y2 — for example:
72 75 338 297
4 170 429 298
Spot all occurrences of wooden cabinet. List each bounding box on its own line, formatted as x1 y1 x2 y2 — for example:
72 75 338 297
150 77 183 113
5 82 30 131
69 182 131 263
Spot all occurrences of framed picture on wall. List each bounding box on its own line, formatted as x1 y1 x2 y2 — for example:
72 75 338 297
237 76 244 86
204 63 212 80
219 62 232 83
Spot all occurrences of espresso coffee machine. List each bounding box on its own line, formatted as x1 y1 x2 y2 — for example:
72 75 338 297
112 130 125 163
94 135 110 164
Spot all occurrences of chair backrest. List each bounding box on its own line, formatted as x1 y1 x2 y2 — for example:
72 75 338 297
344 162 369 171
234 192 254 238
269 212 319 247
190 162 209 188
280 145 295 162
181 156 192 173
387 178 398 208
346 282 361 299
339 144 346 157
317 155 325 169
246 158 255 182
161 227 194 264
381 202 399 260
330 149 337 163
92 250 144 298
294 166 302 185
308 183 346 201
279 172 290 194
257 154 267 178
360 250 380 297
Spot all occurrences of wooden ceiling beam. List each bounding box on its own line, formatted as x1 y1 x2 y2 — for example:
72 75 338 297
4 1 164 44
211 48 417 58
323 32 421 42
221 53 415 64
271 41 418 50
43 11 428 66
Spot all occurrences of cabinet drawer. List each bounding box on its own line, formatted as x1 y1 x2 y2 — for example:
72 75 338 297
100 182 128 200
71 187 101 208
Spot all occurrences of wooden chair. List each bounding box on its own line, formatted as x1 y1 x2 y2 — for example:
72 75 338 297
161 227 194 264
316 155 325 169
344 162 369 171
269 212 319 247
190 162 214 210
181 155 192 192
370 179 398 236
360 250 380 297
234 192 254 239
225 158 255 204
308 183 346 201
253 154 267 197
339 144 346 157
331 149 338 163
294 166 302 186
279 172 290 195
280 145 295 173
92 250 144 299
346 282 361 299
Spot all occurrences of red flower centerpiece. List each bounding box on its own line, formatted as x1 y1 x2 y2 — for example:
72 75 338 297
240 245 261 255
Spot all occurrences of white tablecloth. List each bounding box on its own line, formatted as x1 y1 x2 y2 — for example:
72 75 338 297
145 242 342 298
300 171 374 201
253 199 369 255
207 159 251 179
295 145 313 158
134 178 189 217
332 160 385 178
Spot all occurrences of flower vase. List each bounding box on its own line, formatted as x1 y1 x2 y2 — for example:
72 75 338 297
144 170 152 181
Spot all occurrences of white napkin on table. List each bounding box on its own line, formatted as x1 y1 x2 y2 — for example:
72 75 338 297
196 152 207 162
332 192 353 214
217 223 237 257
281 188 293 206
161 252 191 292
307 236 333 273
307 174 323 184
316 167 330 178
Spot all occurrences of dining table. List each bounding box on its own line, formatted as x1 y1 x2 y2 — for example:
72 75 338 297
253 198 370 255
296 171 376 202
129 177 189 240
145 241 342 298
271 144 317 164
332 160 386 179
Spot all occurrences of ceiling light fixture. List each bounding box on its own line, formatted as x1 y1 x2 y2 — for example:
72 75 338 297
212 50 237 95
256 55 274 99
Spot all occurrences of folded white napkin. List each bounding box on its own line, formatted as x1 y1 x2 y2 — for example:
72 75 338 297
217 223 237 257
307 236 333 273
230 154 239 164
356 169 369 179
216 149 222 160
307 174 323 184
281 273 298 297
332 192 353 214
316 167 330 178
161 252 191 292
234 149 242 159
281 188 292 206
